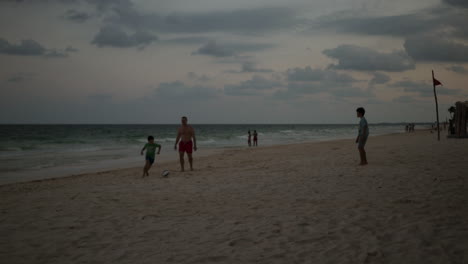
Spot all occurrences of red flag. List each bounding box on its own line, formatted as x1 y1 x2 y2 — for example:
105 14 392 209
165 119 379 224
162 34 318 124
433 77 442 86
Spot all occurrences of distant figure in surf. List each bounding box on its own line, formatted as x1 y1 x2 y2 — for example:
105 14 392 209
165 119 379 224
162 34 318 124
253 130 258 146
248 130 252 147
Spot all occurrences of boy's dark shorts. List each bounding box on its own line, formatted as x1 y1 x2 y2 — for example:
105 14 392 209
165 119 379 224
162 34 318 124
358 136 368 148
146 156 155 165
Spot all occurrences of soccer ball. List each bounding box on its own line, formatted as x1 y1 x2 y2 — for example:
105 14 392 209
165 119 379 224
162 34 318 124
161 170 170 177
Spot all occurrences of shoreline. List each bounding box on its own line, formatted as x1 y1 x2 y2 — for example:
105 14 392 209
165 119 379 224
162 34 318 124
1 124 411 185
0 129 434 187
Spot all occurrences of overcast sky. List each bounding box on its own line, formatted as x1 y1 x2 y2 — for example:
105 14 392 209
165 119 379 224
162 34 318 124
1 0 467 124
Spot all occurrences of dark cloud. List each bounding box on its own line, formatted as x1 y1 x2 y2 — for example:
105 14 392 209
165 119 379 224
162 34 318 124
87 93 112 102
64 9 91 23
6 1 302 34
224 75 282 96
91 25 157 48
446 65 468 74
161 36 210 45
241 62 273 73
313 6 468 42
155 81 219 99
443 0 468 8
404 35 468 62
44 49 68 58
7 76 25 83
5 72 33 83
369 72 391 86
287 66 357 82
391 80 461 97
187 72 210 82
0 38 71 58
192 41 274 58
272 66 372 100
323 45 415 72
192 41 235 57
65 46 79 52
314 11 437 37
84 0 134 13
0 38 45 56
108 7 300 34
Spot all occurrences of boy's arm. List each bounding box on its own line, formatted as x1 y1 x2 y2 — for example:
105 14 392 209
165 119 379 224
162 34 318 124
157 144 161 154
174 129 181 150
141 144 147 155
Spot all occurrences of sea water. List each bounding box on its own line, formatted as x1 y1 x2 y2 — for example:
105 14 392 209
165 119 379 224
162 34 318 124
0 124 419 184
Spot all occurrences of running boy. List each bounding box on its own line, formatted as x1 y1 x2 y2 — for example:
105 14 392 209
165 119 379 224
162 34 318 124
355 107 369 165
141 136 161 177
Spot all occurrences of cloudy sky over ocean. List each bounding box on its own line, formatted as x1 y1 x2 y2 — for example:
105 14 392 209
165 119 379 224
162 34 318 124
1 0 467 124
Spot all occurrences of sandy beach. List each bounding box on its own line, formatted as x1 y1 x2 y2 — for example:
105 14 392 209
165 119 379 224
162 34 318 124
1 131 467 264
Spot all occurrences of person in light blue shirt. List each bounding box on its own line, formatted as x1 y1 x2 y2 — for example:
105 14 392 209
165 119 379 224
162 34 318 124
355 107 369 165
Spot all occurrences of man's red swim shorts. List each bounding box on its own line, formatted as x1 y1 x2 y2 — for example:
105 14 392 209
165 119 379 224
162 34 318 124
178 140 193 153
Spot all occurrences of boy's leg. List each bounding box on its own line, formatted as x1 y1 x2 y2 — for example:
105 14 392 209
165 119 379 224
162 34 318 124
358 147 368 165
188 153 193 171
143 160 150 177
147 159 153 175
179 152 185 172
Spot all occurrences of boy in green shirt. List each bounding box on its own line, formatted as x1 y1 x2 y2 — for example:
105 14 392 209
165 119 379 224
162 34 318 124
141 136 161 177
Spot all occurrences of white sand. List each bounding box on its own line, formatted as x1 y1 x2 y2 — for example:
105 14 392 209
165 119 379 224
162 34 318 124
1 131 467 263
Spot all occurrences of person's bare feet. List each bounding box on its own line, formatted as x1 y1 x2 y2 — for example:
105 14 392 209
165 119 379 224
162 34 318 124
359 162 368 166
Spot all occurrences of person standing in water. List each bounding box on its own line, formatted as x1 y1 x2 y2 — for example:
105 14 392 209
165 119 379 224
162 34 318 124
253 130 258 146
248 130 252 147
174 116 197 171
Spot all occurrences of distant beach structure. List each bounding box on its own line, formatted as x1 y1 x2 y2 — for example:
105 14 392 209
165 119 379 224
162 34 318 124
448 101 468 138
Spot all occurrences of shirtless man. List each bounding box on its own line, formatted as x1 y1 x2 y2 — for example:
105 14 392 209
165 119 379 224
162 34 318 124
174 116 197 171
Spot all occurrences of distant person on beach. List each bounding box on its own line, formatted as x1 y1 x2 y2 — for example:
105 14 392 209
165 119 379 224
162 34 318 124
140 135 161 177
355 107 368 165
174 116 197 172
253 130 258 146
248 130 252 147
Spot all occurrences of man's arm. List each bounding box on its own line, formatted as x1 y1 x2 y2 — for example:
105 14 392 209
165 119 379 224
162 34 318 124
192 127 197 151
174 128 181 150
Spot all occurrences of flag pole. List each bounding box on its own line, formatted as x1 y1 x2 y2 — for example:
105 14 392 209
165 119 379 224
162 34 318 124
432 70 440 141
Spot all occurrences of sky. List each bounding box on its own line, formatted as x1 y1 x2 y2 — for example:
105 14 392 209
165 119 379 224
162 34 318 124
1 0 468 124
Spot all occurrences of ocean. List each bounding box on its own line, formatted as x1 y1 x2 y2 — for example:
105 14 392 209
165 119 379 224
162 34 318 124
0 124 419 184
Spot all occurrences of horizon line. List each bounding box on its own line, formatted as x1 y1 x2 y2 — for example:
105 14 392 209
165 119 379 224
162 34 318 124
0 122 435 125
